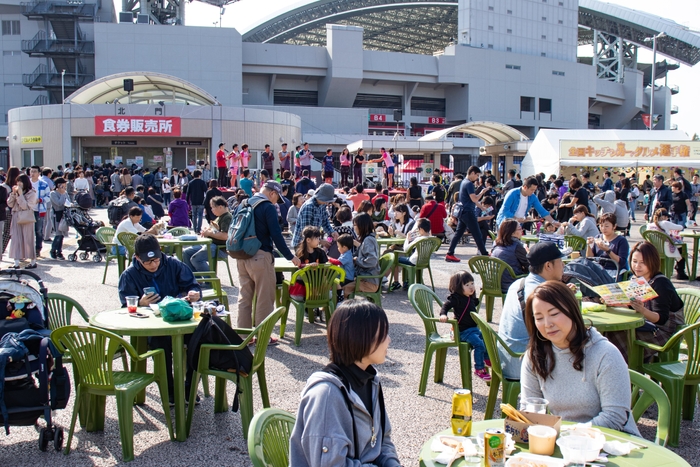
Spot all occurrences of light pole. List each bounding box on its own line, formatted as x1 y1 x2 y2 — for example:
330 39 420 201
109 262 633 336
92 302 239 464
644 32 665 130
61 69 66 103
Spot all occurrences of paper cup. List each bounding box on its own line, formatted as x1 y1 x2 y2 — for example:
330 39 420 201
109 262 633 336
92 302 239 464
527 425 557 456
570 251 581 259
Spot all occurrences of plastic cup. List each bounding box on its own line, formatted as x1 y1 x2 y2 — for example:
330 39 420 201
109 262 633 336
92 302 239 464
126 296 138 314
521 397 549 414
192 302 204 320
463 456 481 467
527 425 557 456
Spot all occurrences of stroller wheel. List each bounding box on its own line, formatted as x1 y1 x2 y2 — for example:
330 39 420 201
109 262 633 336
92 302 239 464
93 254 102 263
38 427 49 452
67 254 77 262
54 427 64 451
79 252 88 261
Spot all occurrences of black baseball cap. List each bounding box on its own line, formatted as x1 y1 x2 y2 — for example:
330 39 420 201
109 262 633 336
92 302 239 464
527 241 570 267
134 234 163 262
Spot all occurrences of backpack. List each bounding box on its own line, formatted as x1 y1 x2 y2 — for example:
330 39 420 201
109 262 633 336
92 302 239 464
186 312 252 412
226 196 270 259
107 197 130 227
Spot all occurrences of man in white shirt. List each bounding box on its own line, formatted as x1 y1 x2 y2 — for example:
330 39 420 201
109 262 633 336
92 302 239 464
114 206 159 256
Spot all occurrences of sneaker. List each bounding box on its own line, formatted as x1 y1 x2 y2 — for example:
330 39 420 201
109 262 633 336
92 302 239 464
445 254 461 263
56 253 65 260
402 282 409 291
268 336 279 346
168 394 175 407
50 251 57 259
185 390 201 406
382 277 389 284
25 263 37 269
474 368 492 382
484 359 492 368
677 271 690 281
389 282 402 291
316 309 324 323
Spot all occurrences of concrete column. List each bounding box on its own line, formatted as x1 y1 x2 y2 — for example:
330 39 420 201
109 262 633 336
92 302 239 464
318 24 363 108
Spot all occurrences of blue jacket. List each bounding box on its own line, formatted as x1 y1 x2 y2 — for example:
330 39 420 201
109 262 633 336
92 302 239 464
646 185 673 217
118 255 201 306
496 188 550 226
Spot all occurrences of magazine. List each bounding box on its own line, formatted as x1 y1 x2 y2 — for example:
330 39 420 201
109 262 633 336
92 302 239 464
590 277 658 306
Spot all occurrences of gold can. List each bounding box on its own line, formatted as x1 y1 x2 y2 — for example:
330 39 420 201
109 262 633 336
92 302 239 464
450 389 472 436
484 429 505 467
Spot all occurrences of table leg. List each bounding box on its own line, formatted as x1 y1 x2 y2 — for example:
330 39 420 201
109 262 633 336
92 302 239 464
172 334 187 442
626 329 642 373
207 244 214 273
175 245 184 262
692 238 699 280
132 336 148 405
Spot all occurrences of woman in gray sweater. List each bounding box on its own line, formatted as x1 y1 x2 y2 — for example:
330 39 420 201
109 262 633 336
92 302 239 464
49 178 69 259
343 213 380 296
521 280 640 435
563 205 600 242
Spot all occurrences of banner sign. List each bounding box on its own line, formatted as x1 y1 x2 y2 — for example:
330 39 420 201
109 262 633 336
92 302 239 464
95 116 181 136
560 140 700 162
21 136 42 144
641 114 660 129
428 117 446 124
369 114 387 122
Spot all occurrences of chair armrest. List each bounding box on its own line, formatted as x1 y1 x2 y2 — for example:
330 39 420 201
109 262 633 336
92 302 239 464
492 332 525 358
634 340 665 353
136 348 166 361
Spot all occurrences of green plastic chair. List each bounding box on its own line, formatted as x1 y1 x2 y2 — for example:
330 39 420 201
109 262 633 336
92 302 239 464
629 369 671 446
51 325 173 462
637 321 700 447
488 230 497 242
168 226 191 236
46 293 89 328
679 288 700 326
468 256 525 322
471 312 523 420
117 232 138 263
639 224 648 236
348 253 394 307
96 227 124 283
186 307 284 441
642 229 687 278
194 271 229 308
408 284 472 395
280 264 345 346
213 244 234 285
564 234 586 252
247 408 296 467
398 237 442 291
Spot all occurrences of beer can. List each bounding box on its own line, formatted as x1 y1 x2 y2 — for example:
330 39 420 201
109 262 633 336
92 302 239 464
484 429 505 467
450 389 472 436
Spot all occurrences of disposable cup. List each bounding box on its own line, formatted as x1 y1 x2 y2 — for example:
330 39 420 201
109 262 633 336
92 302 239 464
527 425 557 456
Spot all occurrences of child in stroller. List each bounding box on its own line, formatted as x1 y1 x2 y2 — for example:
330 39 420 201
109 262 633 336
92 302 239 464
62 205 106 262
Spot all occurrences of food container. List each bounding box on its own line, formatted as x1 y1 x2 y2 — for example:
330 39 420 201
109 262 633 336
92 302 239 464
504 411 562 444
556 434 603 463
527 425 557 456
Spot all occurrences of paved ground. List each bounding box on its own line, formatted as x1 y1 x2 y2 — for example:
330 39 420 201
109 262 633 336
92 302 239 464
0 208 698 466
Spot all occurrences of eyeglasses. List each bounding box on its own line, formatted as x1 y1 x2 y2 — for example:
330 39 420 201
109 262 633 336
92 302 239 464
142 257 161 266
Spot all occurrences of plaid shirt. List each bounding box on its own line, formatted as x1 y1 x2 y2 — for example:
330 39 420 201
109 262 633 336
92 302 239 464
291 198 335 247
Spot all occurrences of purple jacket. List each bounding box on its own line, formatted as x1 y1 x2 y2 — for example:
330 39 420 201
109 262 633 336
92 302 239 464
168 198 191 227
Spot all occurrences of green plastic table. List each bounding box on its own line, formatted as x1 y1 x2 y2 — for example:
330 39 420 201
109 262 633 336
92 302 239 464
378 236 406 253
419 420 691 467
275 257 298 272
89 308 199 442
585 306 644 370
157 236 213 271
680 230 700 279
521 235 539 246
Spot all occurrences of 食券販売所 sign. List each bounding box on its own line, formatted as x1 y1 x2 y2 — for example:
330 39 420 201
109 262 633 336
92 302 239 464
95 116 181 136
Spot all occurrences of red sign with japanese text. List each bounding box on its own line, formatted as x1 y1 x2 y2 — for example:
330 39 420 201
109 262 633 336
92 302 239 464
369 114 387 122
95 116 181 136
428 117 446 124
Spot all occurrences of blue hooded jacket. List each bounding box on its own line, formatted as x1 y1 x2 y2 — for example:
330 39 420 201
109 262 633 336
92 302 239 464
118 254 201 306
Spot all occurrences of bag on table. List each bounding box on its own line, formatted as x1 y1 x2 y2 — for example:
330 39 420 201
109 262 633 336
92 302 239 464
157 296 193 322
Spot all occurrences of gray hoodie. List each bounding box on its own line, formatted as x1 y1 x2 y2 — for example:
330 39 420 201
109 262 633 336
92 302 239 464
355 233 380 286
289 371 401 467
521 327 640 436
593 190 629 228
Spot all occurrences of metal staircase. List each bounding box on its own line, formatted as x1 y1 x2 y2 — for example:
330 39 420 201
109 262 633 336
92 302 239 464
20 1 97 104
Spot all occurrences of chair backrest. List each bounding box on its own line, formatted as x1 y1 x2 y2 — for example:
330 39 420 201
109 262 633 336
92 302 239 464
51 325 135 390
468 256 515 296
641 229 672 260
639 224 648 236
629 369 670 446
291 264 345 303
377 253 395 277
247 408 296 467
249 307 285 375
95 226 116 245
46 293 89 330
409 237 442 269
408 283 444 338
564 234 586 252
471 311 507 381
677 288 700 325
488 231 497 241
680 321 700 380
168 227 190 236
117 231 138 260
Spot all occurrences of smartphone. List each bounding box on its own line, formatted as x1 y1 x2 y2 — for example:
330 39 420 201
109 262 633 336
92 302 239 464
129 312 148 319
143 287 157 296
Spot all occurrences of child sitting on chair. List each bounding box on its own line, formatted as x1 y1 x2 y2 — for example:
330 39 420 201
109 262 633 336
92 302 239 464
388 218 432 292
335 234 355 303
289 226 328 302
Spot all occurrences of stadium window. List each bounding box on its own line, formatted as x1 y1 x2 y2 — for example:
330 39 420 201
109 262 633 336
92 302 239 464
487 44 494 49
507 29 512 34
2 50 21 56
558 20 564 24
488 6 494 11
488 26 494 31
507 9 512 14
540 98 552 113
542 0 547 2
542 35 547 40
558 38 563 42
2 20 20 35
541 52 546 57
506 47 512 52
542 17 547 21
559 1 564 5
552 70 565 76
521 97 535 112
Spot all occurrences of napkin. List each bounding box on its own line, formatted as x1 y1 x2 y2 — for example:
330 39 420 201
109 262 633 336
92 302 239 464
603 440 635 456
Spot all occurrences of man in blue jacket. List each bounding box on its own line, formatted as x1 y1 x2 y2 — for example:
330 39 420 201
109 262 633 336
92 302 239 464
645 174 673 221
118 234 201 403
496 176 559 228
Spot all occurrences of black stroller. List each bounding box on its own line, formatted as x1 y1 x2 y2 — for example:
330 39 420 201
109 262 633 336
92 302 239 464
0 269 70 451
62 205 106 262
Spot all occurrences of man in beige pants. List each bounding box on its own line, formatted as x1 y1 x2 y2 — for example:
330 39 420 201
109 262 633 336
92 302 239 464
235 181 300 344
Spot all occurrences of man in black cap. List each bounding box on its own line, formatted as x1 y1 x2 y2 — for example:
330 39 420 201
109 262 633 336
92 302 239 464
118 234 201 403
496 242 569 380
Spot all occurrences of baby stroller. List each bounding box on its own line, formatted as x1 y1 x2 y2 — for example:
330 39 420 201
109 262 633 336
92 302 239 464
0 269 70 451
62 205 106 262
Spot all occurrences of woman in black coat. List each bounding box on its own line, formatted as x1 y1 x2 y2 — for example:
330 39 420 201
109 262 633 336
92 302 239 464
203 180 223 223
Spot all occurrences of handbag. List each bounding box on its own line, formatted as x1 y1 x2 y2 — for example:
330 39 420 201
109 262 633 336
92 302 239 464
15 209 35 225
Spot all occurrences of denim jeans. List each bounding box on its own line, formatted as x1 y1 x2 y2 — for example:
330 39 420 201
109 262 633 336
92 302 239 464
448 213 488 256
34 211 44 252
111 245 127 256
183 243 224 272
191 205 204 233
51 234 64 254
459 326 487 370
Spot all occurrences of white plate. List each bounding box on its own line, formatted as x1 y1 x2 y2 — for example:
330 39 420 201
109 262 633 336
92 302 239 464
506 453 566 467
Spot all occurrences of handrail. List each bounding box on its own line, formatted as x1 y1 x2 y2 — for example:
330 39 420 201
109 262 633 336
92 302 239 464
21 1 97 18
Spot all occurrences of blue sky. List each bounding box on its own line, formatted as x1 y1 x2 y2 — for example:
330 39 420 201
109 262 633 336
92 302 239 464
123 0 700 136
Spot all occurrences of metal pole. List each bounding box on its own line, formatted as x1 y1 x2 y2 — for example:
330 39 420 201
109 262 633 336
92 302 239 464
61 69 65 103
649 36 656 130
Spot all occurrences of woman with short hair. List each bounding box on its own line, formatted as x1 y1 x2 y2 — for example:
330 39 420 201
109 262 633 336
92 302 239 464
490 219 529 293
289 299 401 467
586 212 629 278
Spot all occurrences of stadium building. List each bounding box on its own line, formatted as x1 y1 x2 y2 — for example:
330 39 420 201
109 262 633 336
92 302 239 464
2 0 699 176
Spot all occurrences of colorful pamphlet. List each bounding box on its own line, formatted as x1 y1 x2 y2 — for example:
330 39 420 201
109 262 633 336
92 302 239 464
590 277 658 306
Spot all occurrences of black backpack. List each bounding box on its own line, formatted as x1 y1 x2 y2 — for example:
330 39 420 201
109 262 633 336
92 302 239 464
187 312 253 412
107 197 130 227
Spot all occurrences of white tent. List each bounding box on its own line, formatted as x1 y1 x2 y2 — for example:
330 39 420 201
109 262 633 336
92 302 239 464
521 129 697 177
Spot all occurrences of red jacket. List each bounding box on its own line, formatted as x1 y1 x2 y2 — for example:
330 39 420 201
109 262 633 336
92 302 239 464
419 201 447 234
